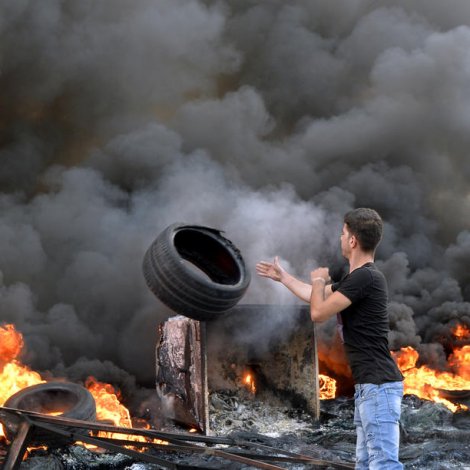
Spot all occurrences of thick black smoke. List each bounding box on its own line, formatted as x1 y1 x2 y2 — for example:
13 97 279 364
1 1 469 393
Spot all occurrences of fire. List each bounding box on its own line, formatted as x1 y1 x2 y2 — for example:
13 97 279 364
82 377 164 448
394 345 419 371
0 359 45 407
0 324 24 364
242 372 256 394
86 377 132 428
448 345 470 380
0 324 166 449
0 324 45 439
319 374 337 400
453 323 470 339
393 345 470 412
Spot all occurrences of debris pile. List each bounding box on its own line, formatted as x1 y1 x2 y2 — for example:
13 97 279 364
2 393 469 469
209 391 470 468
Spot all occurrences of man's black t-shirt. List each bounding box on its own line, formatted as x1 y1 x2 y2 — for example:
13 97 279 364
332 262 403 385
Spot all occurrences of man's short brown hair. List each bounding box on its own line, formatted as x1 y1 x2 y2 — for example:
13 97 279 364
344 208 383 253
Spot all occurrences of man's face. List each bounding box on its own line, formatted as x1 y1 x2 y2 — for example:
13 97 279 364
340 224 352 258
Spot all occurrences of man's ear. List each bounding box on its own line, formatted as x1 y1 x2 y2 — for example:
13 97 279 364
350 235 358 248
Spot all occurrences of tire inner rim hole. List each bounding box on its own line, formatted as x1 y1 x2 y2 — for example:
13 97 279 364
174 230 241 285
17 390 78 415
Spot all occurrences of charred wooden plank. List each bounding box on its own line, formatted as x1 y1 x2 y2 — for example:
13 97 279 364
0 408 355 469
156 317 209 433
2 420 33 470
89 436 289 470
17 418 286 470
99 437 355 468
1 406 225 445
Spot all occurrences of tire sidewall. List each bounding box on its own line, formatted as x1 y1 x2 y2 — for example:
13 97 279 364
143 223 251 320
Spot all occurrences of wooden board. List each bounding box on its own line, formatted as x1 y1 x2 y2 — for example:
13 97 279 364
156 316 209 433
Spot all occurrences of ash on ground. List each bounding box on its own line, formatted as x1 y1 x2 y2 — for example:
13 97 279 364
15 392 470 469
209 389 314 437
209 390 470 469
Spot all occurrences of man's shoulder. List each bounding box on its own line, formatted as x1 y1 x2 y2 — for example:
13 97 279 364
346 263 387 291
334 263 385 291
333 266 372 302
365 263 386 282
360 264 388 295
349 263 375 282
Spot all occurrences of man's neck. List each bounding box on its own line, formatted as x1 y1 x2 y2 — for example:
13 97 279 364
348 252 375 273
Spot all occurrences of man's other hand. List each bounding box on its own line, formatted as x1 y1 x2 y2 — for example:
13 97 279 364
310 267 330 283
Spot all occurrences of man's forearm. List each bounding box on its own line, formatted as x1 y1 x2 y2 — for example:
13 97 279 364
310 277 326 321
280 272 312 303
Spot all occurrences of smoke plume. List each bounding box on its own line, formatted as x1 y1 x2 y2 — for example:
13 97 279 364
1 0 469 392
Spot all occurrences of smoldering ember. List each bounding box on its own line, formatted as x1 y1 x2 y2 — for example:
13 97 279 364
1 1 470 469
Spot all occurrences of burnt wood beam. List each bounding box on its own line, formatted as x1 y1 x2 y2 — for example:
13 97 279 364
0 406 224 445
4 416 286 470
156 317 209 433
0 408 354 469
18 419 180 470
2 420 33 470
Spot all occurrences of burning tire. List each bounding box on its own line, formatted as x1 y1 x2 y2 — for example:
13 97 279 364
3 382 96 446
142 223 251 321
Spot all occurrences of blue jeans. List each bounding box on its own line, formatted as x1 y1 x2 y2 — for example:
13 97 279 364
354 382 404 470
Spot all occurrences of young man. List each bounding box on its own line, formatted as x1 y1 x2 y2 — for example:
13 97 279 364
256 208 404 470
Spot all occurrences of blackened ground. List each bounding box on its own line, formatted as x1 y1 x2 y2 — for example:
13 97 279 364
6 394 470 469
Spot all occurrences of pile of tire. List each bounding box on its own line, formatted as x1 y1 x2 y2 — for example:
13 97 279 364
142 223 251 321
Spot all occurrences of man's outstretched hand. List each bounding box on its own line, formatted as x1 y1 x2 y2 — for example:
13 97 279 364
256 256 317 303
255 256 286 282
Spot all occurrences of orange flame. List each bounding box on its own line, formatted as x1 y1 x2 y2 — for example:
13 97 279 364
448 345 470 380
86 377 132 428
82 377 165 449
0 324 24 364
242 372 256 394
394 345 419 371
453 324 470 340
0 324 165 449
393 345 470 412
319 374 337 399
0 324 45 439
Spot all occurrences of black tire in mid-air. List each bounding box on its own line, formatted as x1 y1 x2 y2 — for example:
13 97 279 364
3 381 97 446
142 223 251 321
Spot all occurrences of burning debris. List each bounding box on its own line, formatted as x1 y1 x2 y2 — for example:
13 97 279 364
0 324 148 448
2 308 469 467
0 325 45 412
1 391 469 469
2 244 469 468
394 343 470 412
0 317 469 469
154 307 321 435
318 375 337 401
1 405 361 470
